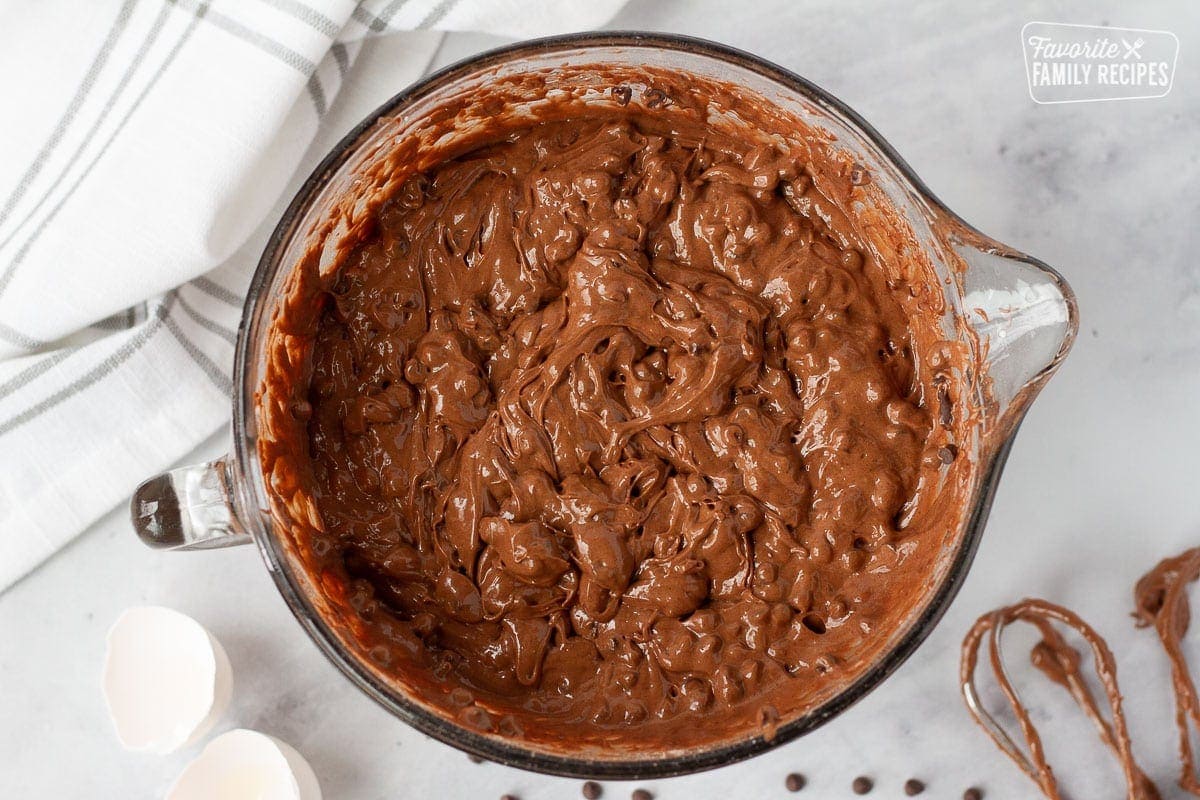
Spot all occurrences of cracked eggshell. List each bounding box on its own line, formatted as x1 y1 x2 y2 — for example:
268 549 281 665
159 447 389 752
102 606 232 754
167 729 322 800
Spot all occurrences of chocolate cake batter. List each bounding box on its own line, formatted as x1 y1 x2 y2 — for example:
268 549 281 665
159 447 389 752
257 69 974 753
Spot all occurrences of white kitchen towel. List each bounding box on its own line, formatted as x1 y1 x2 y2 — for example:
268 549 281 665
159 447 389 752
0 0 627 591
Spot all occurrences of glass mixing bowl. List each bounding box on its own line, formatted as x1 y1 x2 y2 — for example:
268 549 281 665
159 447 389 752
131 32 1077 778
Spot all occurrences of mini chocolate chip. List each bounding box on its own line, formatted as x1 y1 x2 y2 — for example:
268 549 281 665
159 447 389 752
963 789 983 800
937 384 953 427
612 85 632 106
785 772 806 791
938 444 958 464
644 88 669 108
500 795 519 800
467 754 484 764
852 776 874 794
904 778 926 795
289 400 312 420
631 790 653 800
582 781 603 800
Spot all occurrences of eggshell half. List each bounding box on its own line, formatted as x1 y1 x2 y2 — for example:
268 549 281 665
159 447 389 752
166 729 322 800
102 606 232 754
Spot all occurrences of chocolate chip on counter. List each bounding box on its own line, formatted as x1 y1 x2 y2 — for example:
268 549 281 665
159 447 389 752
904 778 926 795
467 754 484 764
631 790 653 800
963 789 984 800
785 772 806 792
852 776 874 794
500 795 519 800
582 781 603 800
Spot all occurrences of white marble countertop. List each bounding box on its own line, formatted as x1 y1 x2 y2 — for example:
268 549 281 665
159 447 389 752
3 1 1198 797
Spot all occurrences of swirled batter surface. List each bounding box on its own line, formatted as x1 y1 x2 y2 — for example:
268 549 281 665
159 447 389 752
288 102 967 750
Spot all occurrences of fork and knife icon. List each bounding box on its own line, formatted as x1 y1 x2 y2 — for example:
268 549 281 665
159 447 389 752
1121 37 1145 59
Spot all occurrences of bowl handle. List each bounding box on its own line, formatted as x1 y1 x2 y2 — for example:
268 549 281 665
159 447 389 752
949 232 1079 433
130 456 252 550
